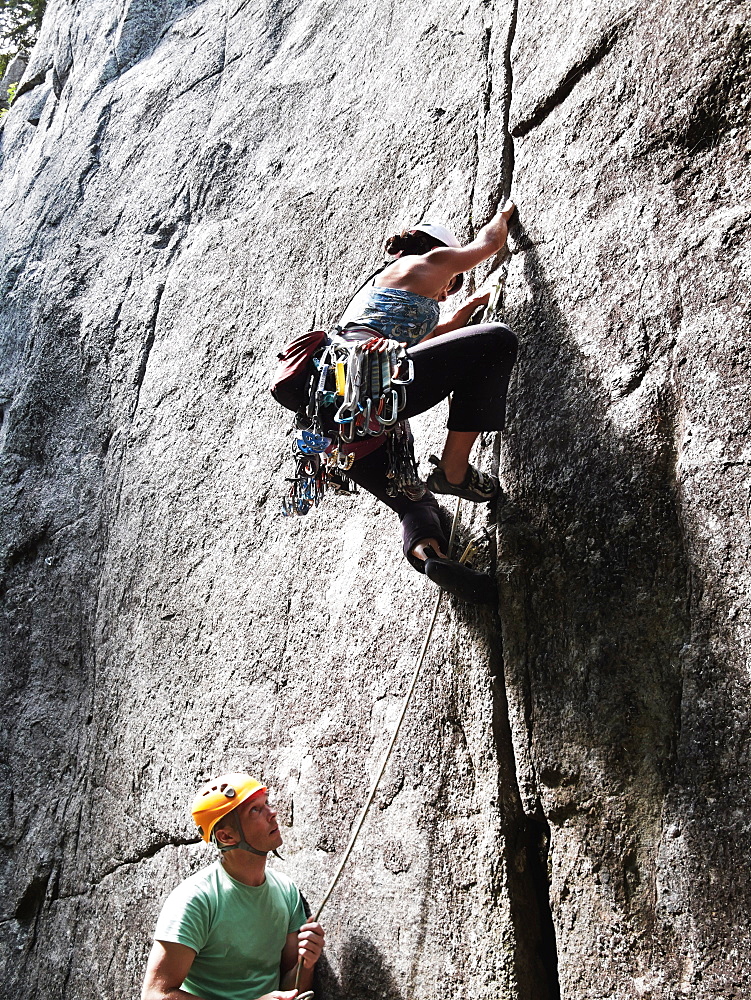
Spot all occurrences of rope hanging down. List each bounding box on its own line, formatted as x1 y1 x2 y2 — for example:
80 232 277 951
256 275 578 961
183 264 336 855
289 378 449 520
294 497 464 990
294 257 508 990
306 264 507 925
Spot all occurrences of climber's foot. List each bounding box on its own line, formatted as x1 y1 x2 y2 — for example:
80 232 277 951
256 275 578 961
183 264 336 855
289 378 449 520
425 456 499 503
424 552 497 607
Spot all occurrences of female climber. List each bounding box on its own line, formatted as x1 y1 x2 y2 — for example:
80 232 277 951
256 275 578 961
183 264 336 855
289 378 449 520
333 201 518 607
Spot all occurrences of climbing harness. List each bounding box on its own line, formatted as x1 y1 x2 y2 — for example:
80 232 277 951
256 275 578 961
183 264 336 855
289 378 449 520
277 256 428 515
282 338 421 516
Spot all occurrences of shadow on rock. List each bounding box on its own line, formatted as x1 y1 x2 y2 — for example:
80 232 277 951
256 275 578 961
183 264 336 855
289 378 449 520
498 217 691 943
316 935 404 1000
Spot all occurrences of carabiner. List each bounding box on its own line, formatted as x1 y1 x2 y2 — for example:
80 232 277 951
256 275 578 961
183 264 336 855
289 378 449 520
355 398 372 435
315 363 329 395
369 353 381 399
379 353 391 395
333 401 357 425
375 390 399 426
391 356 414 385
337 411 357 443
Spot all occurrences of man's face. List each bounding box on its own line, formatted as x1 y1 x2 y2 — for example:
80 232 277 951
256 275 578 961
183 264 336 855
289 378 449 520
238 793 283 852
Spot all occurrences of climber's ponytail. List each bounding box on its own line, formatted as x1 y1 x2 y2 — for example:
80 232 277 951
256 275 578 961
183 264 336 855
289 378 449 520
384 230 444 257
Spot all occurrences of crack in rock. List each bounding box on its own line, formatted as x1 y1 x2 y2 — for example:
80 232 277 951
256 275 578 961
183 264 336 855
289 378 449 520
49 836 201 901
511 13 635 138
131 282 166 417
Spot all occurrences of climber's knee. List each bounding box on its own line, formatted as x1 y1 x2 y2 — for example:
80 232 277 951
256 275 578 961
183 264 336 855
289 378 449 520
485 323 518 358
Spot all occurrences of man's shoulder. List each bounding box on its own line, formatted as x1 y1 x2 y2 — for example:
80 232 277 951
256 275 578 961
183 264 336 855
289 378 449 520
154 861 224 945
264 865 300 898
168 861 223 901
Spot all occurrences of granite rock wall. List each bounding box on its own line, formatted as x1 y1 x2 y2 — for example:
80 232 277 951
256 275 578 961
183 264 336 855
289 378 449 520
0 0 748 997
0 54 27 107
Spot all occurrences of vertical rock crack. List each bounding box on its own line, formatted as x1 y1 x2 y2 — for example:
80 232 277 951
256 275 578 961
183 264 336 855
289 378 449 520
487 3 561 996
131 282 165 418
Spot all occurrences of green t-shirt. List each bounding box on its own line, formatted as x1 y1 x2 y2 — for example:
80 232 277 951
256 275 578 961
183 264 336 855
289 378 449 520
154 861 306 1000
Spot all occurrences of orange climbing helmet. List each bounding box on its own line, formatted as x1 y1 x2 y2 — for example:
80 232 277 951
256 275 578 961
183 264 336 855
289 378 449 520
191 772 267 843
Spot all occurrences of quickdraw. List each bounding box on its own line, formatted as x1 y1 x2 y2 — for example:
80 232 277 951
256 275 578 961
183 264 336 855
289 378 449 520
282 448 327 517
282 336 419 516
333 341 405 440
385 421 425 501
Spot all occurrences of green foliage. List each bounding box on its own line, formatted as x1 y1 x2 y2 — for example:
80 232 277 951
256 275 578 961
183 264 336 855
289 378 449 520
0 51 10 76
0 0 46 55
0 80 16 119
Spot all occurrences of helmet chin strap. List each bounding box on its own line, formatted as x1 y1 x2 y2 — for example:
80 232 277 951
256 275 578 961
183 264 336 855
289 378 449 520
217 812 283 859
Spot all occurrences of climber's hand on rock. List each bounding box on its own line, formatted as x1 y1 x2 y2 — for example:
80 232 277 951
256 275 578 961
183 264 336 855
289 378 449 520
467 289 491 310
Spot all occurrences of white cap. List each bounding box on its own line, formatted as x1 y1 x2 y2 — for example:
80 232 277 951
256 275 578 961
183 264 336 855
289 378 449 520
410 221 461 248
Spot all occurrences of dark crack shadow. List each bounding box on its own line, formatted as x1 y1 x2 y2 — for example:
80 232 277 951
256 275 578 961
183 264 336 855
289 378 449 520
400 508 558 1000
441 590 559 999
511 14 636 139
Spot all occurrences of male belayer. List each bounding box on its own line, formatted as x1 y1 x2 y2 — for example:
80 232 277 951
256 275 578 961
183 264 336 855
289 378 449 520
141 773 325 1000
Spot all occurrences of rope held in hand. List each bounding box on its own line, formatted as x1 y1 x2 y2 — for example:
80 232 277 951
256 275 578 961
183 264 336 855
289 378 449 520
294 497 463 990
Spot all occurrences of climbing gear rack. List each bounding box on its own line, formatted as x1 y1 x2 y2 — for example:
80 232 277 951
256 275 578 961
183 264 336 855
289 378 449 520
282 338 420 516
385 421 425 500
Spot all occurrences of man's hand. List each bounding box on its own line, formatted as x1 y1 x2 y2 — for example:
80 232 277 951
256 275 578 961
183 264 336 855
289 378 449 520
297 921 325 968
257 992 299 1000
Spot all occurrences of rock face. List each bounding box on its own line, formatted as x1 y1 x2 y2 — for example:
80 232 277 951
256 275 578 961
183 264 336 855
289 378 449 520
0 0 748 998
0 54 27 106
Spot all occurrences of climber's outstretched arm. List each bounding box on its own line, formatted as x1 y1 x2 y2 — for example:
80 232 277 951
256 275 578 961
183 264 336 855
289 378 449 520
425 201 515 284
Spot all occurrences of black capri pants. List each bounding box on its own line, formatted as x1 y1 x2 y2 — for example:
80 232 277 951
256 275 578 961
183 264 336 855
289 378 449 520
346 322 517 570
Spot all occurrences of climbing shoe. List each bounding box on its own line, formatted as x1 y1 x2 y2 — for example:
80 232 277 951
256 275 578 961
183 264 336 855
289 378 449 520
425 455 499 503
424 553 497 608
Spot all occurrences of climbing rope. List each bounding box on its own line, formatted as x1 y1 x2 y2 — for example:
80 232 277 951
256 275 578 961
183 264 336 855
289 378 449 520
294 496 463 989
292 255 507 988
